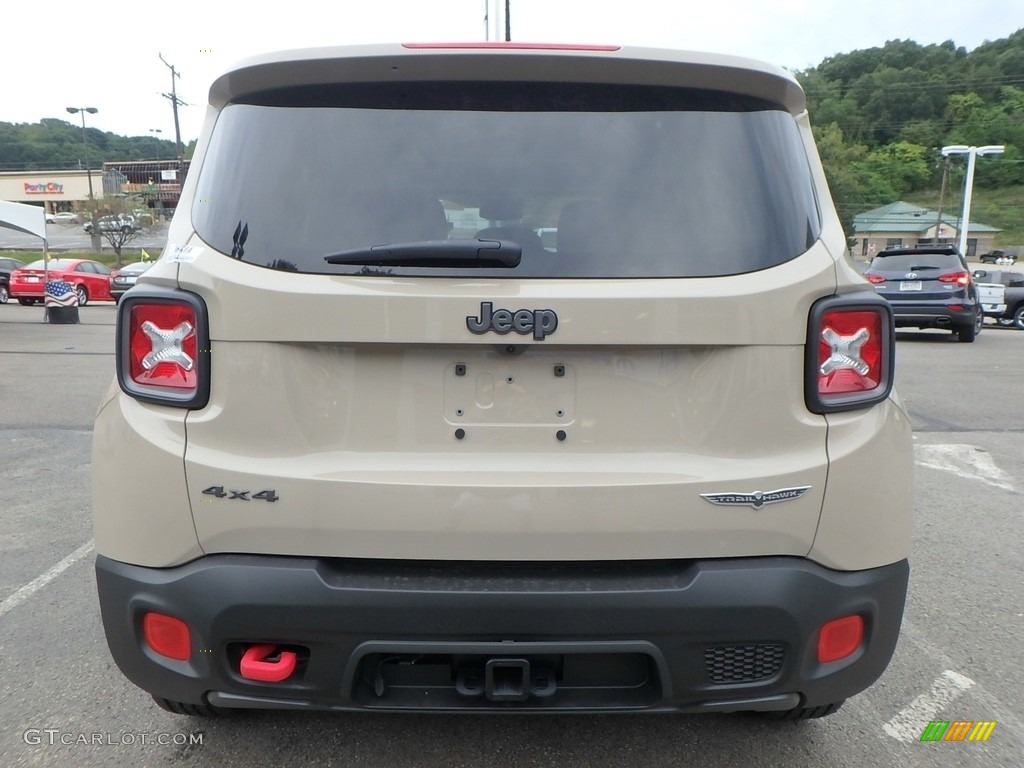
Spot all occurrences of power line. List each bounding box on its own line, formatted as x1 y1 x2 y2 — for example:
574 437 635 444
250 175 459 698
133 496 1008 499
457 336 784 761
158 53 188 169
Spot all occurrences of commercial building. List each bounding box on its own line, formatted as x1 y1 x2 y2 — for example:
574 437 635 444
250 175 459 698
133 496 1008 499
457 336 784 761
853 201 1000 259
101 160 190 217
0 160 189 218
0 170 95 214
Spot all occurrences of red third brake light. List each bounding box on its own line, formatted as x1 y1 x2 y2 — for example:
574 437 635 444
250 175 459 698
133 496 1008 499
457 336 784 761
402 42 621 51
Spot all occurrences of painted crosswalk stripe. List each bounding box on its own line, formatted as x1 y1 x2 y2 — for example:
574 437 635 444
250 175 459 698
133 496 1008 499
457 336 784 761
0 540 94 619
883 670 976 743
914 444 1015 492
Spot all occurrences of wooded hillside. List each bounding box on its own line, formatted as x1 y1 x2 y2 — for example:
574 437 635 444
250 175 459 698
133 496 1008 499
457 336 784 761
798 28 1024 232
0 119 187 171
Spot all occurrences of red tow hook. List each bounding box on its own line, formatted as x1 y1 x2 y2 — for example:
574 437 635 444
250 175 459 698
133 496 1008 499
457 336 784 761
240 644 298 683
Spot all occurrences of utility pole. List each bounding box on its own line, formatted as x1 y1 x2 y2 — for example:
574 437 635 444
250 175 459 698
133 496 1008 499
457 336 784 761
158 53 187 183
933 156 949 244
485 0 511 41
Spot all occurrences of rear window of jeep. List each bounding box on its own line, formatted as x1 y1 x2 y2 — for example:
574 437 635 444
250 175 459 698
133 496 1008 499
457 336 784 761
192 82 820 278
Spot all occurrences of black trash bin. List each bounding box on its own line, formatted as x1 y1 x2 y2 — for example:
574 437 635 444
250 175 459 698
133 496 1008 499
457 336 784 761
44 279 81 324
46 305 80 324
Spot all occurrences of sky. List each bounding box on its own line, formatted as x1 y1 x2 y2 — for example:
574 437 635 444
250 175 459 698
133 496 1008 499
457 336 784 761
3 0 1024 145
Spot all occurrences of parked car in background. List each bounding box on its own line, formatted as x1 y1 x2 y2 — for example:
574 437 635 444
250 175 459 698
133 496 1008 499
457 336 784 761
133 210 156 228
110 261 154 302
50 212 82 225
84 215 140 234
978 249 1017 265
8 258 113 306
0 256 27 304
864 245 983 342
975 277 1006 323
973 269 1024 329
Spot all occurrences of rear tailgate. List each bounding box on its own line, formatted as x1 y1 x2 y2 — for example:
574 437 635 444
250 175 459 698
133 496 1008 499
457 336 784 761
178 244 836 561
977 281 1006 316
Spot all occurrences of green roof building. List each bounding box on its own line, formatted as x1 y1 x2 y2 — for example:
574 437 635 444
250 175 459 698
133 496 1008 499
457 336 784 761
851 201 1000 259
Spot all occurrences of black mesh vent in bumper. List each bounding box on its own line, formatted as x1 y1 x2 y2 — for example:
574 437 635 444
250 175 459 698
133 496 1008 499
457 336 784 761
704 644 785 684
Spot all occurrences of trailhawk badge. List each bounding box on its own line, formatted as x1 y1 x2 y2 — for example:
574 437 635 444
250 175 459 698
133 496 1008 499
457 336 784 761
467 302 558 341
700 486 811 509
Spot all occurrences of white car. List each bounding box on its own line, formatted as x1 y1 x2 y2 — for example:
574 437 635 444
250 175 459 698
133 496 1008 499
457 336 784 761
84 215 139 234
48 212 81 225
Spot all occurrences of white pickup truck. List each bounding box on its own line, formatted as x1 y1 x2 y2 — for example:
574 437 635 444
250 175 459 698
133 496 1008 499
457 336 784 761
976 278 1006 320
974 269 1024 329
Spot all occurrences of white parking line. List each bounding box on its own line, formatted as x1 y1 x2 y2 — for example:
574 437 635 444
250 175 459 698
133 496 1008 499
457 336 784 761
883 670 976 743
0 540 94 619
914 443 1016 492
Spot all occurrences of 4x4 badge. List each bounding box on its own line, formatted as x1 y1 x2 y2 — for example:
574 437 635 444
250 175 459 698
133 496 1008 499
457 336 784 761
467 302 558 341
700 486 811 509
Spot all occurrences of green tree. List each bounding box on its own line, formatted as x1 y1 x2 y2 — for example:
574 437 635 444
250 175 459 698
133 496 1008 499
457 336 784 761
87 198 149 267
813 123 897 233
0 119 179 171
860 141 934 195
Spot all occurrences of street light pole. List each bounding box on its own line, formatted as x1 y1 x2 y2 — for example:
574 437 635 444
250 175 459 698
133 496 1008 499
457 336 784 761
149 128 163 159
66 106 98 201
941 144 1005 257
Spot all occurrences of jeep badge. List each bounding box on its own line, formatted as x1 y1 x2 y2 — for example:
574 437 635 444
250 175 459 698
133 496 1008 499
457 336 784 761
466 302 558 341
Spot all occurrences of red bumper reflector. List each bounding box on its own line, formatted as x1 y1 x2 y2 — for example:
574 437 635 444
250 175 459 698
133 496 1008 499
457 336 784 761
240 644 298 683
142 612 191 661
818 614 865 663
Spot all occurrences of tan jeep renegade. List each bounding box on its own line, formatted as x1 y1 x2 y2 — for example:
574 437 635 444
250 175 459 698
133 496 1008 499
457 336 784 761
93 42 913 719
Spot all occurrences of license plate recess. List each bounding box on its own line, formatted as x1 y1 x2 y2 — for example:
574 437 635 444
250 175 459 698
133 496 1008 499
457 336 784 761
444 359 576 426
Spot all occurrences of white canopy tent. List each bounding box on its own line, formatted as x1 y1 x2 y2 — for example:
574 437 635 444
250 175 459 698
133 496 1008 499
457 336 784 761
0 200 54 317
0 199 47 240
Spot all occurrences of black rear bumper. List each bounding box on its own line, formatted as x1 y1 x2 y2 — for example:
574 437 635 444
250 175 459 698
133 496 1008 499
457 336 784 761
890 304 976 329
95 554 908 714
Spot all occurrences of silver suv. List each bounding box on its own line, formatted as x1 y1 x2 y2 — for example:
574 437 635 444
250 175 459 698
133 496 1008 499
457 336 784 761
93 43 913 720
84 214 139 234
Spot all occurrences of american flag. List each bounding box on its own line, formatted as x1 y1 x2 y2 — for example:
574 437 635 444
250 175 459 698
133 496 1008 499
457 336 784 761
45 280 78 307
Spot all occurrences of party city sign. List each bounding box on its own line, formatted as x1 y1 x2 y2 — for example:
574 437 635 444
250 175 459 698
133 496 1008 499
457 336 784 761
24 182 65 195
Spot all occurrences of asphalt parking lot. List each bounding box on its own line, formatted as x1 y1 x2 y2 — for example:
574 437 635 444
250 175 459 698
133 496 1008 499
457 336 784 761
0 221 168 256
0 304 1021 767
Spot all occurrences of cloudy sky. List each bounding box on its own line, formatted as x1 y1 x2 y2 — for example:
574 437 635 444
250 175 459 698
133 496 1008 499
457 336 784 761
3 0 1023 143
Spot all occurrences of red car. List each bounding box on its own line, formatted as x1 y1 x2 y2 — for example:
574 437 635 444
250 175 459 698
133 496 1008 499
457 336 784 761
9 258 114 306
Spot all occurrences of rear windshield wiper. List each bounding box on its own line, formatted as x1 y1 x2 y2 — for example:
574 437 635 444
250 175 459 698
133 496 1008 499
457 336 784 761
325 239 521 268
